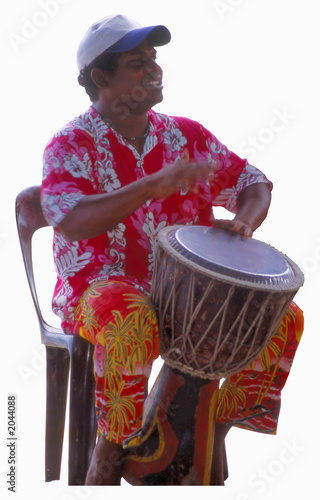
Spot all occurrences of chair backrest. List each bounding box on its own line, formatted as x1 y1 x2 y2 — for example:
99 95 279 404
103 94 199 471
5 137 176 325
15 186 73 351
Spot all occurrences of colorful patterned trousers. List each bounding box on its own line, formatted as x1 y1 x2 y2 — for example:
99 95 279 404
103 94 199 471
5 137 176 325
74 279 304 444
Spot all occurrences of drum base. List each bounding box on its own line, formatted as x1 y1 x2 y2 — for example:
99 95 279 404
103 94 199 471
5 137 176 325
122 364 222 485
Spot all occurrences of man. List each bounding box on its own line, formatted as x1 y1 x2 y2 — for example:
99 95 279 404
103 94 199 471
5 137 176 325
41 15 303 485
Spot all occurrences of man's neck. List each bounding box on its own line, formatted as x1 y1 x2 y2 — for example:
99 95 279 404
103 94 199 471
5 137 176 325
93 102 150 140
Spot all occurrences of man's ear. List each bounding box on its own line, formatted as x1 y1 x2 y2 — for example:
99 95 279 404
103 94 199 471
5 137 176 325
91 68 110 89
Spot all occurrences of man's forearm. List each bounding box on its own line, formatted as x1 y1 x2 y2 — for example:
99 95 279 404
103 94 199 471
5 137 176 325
56 154 217 242
234 182 272 233
56 177 153 241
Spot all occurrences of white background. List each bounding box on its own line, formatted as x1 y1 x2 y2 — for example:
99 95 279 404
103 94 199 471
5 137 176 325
1 0 319 498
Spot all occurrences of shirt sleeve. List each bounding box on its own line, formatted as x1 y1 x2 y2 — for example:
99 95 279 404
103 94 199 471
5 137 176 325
192 120 273 214
213 163 273 214
41 127 98 226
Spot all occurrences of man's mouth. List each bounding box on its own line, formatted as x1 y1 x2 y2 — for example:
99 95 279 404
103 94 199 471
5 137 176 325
144 79 163 90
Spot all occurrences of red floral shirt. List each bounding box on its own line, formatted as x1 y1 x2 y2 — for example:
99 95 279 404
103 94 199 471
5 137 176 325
41 107 272 332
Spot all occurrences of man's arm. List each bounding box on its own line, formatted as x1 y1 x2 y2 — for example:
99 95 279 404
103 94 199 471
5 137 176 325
214 183 271 237
57 152 218 241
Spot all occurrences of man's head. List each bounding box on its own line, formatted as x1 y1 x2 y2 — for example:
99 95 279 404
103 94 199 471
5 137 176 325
77 15 171 103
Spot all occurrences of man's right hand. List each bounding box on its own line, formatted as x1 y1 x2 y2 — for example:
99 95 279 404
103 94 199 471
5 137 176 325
149 149 219 199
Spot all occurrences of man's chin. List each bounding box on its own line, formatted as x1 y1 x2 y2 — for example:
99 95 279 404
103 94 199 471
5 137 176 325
137 93 164 113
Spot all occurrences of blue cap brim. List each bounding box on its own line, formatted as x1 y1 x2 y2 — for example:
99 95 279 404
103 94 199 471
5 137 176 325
107 25 171 53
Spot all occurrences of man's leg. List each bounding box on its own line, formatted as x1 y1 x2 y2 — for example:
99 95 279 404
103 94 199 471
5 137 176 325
216 301 304 433
74 280 159 485
85 434 123 485
210 423 231 485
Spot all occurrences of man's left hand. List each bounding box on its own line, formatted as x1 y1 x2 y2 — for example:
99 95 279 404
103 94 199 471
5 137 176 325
213 219 253 237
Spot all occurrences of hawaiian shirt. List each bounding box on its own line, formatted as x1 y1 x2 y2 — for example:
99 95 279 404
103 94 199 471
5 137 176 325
41 106 272 332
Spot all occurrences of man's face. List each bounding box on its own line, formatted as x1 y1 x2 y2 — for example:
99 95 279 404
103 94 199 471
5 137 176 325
106 40 164 116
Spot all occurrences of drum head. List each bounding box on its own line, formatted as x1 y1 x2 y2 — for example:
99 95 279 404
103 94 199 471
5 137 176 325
158 225 304 291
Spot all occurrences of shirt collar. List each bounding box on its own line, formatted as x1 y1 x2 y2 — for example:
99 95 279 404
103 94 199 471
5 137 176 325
90 106 167 158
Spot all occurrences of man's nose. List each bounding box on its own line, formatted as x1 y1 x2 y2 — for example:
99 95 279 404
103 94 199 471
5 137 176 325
146 59 162 75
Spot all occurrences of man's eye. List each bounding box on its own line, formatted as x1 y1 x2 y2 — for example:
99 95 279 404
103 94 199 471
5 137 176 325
130 57 158 67
131 59 145 65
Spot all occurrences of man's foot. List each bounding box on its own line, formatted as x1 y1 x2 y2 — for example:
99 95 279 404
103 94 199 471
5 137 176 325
210 423 231 485
85 433 124 485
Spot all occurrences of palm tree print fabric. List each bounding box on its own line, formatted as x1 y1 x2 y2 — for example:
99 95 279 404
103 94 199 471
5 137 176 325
74 280 159 444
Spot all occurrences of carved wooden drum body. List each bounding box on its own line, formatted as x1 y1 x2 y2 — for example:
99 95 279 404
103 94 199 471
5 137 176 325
151 225 304 380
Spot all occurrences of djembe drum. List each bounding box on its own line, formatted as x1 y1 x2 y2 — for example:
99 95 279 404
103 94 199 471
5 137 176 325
122 226 304 486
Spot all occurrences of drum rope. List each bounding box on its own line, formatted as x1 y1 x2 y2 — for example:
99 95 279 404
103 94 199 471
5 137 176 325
170 260 180 347
202 285 236 359
182 271 196 350
223 293 271 371
181 273 215 365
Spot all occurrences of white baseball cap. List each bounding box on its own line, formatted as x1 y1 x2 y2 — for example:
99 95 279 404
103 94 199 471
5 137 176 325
77 14 171 71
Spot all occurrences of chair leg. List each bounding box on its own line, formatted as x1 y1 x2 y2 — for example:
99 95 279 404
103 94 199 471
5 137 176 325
68 335 96 485
45 346 70 482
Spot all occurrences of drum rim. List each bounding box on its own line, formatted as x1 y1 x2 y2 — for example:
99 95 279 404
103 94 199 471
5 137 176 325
156 225 304 292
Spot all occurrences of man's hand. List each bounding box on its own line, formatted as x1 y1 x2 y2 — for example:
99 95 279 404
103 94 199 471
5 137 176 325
150 149 219 199
214 219 253 237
